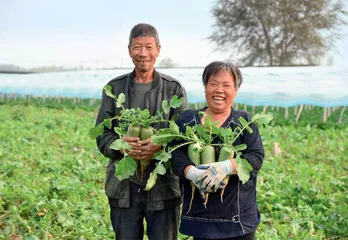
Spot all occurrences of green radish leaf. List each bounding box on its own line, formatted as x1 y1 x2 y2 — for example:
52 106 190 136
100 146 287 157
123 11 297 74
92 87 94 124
170 95 184 109
151 133 178 145
243 159 253 172
116 93 126 108
178 232 190 240
155 163 166 175
185 126 194 137
217 128 236 145
139 108 151 120
236 155 253 184
154 150 172 162
169 121 180 135
57 212 68 224
155 128 176 135
215 127 229 137
162 100 170 114
88 124 104 139
245 125 253 134
203 114 212 128
235 126 242 133
110 139 131 151
104 118 112 129
115 156 137 181
144 171 158 191
251 113 273 126
193 124 210 144
233 144 247 151
238 116 249 128
306 124 311 131
114 127 127 136
203 114 219 131
192 134 201 143
104 85 117 99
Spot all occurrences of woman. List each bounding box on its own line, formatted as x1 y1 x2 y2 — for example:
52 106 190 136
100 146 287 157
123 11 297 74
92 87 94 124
171 61 264 240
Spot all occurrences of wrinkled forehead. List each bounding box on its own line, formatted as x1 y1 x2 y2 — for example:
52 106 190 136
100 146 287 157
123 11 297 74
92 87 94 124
130 36 158 46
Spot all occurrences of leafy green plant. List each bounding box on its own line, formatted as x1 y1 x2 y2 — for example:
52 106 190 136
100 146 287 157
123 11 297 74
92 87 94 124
150 111 273 206
152 112 272 180
0 103 347 239
88 85 184 188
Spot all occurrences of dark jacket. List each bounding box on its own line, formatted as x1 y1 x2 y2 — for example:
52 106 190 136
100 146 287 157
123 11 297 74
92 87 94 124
171 108 264 238
95 69 188 211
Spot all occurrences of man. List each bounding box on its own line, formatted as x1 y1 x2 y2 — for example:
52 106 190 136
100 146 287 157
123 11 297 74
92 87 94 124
95 23 188 240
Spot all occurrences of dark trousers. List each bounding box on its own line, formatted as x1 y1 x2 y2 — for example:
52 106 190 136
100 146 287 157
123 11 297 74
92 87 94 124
194 231 255 240
110 182 180 240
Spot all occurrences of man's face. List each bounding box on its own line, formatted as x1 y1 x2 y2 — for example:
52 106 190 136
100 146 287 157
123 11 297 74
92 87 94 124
128 37 161 73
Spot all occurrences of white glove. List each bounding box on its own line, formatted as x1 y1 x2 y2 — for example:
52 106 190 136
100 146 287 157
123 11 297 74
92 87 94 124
185 166 206 199
196 160 233 192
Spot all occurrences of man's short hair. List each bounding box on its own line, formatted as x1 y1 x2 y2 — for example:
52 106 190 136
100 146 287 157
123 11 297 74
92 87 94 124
129 23 160 47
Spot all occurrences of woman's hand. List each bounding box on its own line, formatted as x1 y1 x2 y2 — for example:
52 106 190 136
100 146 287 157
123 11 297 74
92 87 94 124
196 160 233 192
184 165 206 199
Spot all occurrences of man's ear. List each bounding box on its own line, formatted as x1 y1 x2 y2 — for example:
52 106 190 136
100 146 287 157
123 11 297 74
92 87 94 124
157 44 161 57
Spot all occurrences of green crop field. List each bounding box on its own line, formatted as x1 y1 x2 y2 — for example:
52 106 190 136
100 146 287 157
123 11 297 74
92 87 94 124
0 101 347 240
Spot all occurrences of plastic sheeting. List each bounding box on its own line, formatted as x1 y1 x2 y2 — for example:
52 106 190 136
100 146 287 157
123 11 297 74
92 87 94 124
1 66 347 107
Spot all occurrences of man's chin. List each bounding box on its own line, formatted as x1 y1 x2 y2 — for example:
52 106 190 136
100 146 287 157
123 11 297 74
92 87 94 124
137 66 152 73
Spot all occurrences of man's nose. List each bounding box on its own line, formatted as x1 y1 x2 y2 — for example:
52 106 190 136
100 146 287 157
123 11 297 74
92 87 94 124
139 47 148 56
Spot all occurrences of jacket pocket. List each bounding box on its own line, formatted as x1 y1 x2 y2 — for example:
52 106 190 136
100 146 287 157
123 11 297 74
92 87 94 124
105 159 129 200
150 173 181 201
239 206 260 230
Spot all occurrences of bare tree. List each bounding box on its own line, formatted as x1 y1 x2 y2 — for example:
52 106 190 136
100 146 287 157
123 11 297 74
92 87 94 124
157 57 178 68
209 0 347 66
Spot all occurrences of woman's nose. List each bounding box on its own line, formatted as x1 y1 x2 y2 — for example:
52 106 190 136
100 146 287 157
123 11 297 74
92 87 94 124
215 85 223 93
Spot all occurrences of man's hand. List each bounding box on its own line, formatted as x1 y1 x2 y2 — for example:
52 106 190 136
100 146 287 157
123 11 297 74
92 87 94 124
120 136 142 159
196 160 233 193
137 138 162 161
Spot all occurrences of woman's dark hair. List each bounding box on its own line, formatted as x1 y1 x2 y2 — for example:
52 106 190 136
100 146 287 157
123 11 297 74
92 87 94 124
129 23 160 47
202 61 243 89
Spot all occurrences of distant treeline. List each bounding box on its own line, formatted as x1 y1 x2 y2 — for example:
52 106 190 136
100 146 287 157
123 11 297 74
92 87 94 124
0 64 91 74
0 63 325 74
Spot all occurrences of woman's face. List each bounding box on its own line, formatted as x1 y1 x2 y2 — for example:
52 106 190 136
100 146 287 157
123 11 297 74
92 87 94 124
205 70 238 114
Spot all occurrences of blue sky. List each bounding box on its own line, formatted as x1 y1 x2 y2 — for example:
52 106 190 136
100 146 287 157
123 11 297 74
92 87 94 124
1 0 347 68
